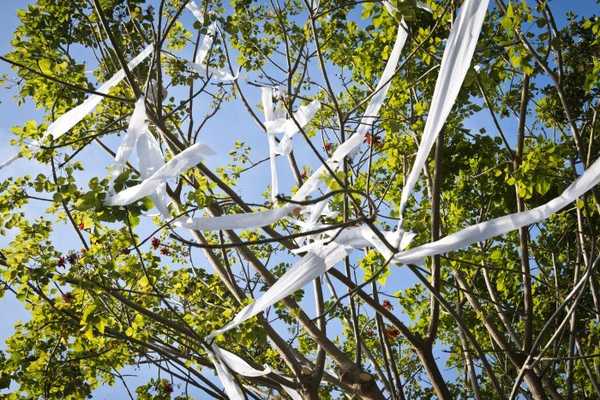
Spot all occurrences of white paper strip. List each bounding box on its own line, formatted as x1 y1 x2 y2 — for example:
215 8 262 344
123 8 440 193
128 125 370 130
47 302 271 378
0 152 21 171
176 204 296 231
208 242 348 340
137 130 171 218
189 21 239 82
262 87 280 203
397 0 489 227
293 21 408 202
292 225 415 258
1 45 154 171
112 97 148 178
44 44 153 141
213 345 272 377
205 345 245 400
106 143 214 206
393 154 600 265
186 0 204 24
267 100 321 155
195 22 217 67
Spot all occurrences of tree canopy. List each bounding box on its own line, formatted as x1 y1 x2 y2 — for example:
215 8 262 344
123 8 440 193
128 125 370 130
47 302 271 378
1 0 600 399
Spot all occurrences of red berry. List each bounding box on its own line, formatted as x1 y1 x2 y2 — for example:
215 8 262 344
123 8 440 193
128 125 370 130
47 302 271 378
57 256 66 267
324 142 332 152
78 222 85 230
384 326 400 340
382 300 393 311
151 238 161 249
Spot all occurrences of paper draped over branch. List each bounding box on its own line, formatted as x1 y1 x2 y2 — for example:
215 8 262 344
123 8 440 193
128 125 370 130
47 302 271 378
292 20 408 204
105 143 214 206
292 225 416 260
175 204 297 231
207 242 348 341
265 99 321 155
108 96 171 217
204 345 246 400
136 130 172 218
396 0 489 227
393 153 600 265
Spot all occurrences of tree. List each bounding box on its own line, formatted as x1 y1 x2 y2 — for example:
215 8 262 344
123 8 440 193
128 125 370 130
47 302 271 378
1 0 600 399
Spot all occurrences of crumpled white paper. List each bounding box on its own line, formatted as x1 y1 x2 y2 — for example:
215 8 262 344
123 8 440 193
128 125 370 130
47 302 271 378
265 99 321 155
397 0 489 227
208 242 348 340
136 130 171 218
393 153 600 265
261 86 320 202
105 143 214 206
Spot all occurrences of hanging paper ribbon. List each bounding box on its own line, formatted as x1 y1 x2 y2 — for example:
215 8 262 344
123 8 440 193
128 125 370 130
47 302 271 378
393 153 600 266
44 45 154 142
175 204 297 231
396 0 489 228
183 20 408 232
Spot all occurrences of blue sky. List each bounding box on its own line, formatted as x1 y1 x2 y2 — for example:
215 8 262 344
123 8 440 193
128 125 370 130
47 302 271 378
0 0 597 398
